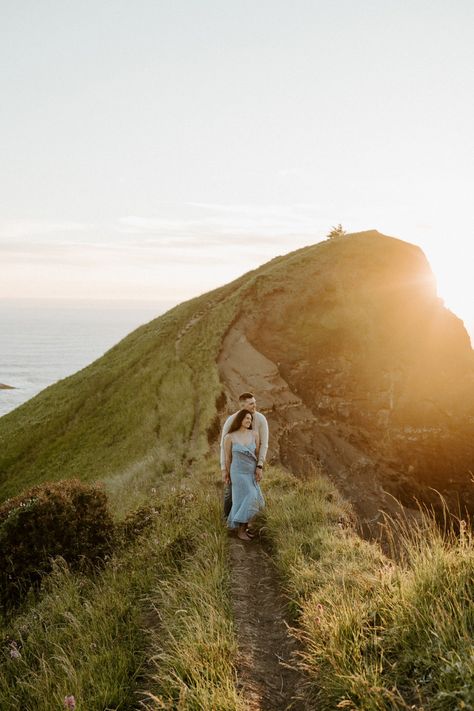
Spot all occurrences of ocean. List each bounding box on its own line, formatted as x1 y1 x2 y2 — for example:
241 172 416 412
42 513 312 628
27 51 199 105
0 299 175 418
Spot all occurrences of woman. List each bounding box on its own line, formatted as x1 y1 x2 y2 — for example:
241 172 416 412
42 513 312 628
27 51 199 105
224 409 265 541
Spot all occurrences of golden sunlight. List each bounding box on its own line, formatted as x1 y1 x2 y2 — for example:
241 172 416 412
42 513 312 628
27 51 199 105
434 266 473 341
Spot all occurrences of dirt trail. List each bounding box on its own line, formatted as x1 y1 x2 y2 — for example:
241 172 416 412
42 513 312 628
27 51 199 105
219 325 311 708
229 536 306 711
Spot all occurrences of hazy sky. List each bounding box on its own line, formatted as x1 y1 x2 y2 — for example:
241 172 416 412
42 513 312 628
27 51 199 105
1 1 473 333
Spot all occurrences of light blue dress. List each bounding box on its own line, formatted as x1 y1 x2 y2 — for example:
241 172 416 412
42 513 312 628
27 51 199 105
227 438 265 529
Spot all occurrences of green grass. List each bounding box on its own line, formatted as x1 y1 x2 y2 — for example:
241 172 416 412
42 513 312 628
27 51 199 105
143 463 244 710
262 467 474 711
0 491 189 710
1 463 244 711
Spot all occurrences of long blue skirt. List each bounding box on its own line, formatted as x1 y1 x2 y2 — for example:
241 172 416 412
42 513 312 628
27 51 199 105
227 443 265 529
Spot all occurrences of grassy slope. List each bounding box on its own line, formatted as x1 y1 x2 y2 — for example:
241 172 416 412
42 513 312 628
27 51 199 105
0 230 409 502
0 255 263 501
262 467 474 711
1 465 244 711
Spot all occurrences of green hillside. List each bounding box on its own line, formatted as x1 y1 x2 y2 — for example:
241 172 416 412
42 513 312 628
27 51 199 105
0 237 316 503
0 283 231 502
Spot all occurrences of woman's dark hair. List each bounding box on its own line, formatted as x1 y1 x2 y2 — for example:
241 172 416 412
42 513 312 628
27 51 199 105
228 409 253 433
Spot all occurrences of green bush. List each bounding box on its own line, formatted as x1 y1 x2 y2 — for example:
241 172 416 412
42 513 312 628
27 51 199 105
0 479 114 612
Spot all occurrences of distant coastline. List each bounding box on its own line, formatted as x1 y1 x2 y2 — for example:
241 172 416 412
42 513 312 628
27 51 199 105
0 300 174 417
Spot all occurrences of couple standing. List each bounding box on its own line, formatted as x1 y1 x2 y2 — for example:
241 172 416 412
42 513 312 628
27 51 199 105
220 392 269 541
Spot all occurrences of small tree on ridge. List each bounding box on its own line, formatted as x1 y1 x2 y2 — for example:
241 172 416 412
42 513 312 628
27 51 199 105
326 224 347 239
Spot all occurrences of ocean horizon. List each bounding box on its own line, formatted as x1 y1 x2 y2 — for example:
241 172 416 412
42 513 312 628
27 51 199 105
0 298 176 418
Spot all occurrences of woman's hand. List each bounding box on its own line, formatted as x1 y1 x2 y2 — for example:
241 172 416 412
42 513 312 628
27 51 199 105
255 466 263 482
224 471 231 484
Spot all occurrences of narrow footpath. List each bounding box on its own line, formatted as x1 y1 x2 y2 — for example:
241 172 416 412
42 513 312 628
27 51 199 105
229 536 307 711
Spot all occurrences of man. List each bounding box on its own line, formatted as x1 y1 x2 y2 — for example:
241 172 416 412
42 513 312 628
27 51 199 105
220 391 269 517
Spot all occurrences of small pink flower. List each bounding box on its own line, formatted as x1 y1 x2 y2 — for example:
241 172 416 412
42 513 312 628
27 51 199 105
9 641 21 659
317 603 324 612
64 695 76 710
315 616 321 624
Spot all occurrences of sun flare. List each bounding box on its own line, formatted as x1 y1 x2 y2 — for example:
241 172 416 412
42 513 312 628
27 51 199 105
424 246 474 344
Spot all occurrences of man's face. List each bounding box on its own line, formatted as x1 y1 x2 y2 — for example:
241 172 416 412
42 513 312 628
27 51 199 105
243 397 257 413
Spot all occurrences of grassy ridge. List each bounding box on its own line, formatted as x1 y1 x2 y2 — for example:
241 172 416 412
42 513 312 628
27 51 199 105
262 468 474 710
0 274 247 502
0 237 322 503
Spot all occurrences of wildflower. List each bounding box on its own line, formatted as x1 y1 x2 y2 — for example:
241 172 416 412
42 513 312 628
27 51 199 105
9 641 21 660
315 616 321 624
317 603 324 612
151 487 157 494
64 695 76 710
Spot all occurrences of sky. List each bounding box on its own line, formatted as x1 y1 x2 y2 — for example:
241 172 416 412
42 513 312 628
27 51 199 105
1 0 473 335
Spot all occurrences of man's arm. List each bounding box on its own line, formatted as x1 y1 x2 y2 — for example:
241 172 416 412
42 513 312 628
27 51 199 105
257 413 269 466
220 414 233 470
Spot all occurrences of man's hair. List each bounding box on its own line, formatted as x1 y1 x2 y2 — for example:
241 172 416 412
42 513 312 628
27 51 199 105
239 392 255 402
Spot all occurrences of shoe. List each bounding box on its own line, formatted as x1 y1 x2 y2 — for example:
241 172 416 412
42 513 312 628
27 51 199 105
237 531 253 542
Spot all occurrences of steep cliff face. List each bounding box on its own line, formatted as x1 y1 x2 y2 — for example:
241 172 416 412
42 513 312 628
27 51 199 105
219 231 474 529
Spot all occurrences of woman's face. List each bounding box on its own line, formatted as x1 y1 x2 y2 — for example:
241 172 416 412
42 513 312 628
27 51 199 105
242 412 252 429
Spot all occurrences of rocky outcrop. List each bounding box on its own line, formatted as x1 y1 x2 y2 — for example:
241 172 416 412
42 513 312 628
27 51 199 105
219 231 474 531
0 383 15 389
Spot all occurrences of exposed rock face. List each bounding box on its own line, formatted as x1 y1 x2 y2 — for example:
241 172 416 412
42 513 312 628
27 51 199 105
0 383 15 390
219 231 474 532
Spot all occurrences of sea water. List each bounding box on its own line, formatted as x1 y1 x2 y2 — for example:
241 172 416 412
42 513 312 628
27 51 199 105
0 299 174 418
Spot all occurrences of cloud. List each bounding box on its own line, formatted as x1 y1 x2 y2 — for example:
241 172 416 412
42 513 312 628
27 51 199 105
0 219 94 239
0 203 331 273
117 203 327 241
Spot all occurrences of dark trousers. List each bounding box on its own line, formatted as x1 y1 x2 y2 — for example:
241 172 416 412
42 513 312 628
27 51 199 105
223 483 232 518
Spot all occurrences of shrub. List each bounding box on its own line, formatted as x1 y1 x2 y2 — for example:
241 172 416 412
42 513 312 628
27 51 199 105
326 223 347 239
0 479 114 612
115 503 160 545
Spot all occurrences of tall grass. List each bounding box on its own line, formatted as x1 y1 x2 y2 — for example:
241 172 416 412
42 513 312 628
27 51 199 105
262 467 474 710
0 493 184 710
143 465 244 710
1 466 243 711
